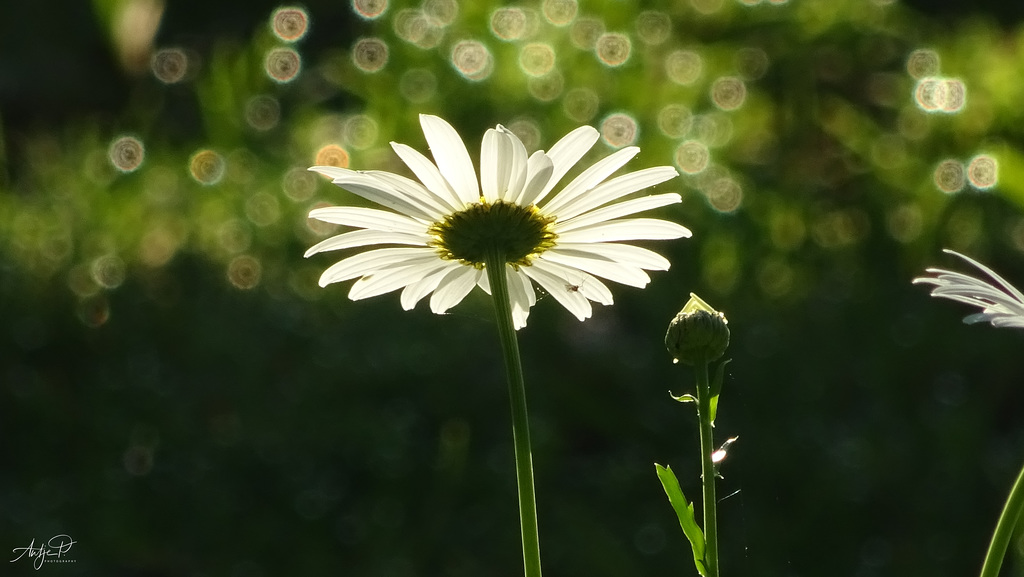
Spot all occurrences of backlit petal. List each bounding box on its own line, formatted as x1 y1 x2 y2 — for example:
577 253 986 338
318 247 437 287
555 193 681 232
539 248 651 287
304 229 430 257
420 115 480 205
515 152 555 207
430 265 482 314
348 260 444 300
522 261 592 321
391 142 464 211
556 218 692 243
400 262 460 310
309 206 427 235
534 125 600 204
480 128 509 204
556 242 672 270
320 172 437 222
311 165 448 219
540 146 640 215
554 167 679 222
497 126 529 202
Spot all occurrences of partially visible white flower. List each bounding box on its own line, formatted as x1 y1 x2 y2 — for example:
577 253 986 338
305 114 690 329
913 249 1024 329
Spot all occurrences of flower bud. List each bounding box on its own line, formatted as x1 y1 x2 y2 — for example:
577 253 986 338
665 293 730 365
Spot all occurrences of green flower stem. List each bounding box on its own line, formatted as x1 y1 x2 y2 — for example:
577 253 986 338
979 460 1024 577
484 249 543 577
696 357 720 577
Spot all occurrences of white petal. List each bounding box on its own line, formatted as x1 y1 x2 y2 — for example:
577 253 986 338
476 267 492 294
990 315 1024 328
471 263 517 294
920 271 1002 295
319 173 437 222
925 279 1024 318
309 206 427 235
318 247 437 287
540 146 640 215
928 286 1019 310
913 249 1024 329
420 114 480 205
309 166 353 180
556 218 692 243
537 261 615 305
506 265 534 329
430 265 482 314
400 262 460 310
515 152 555 207
555 193 681 233
557 242 672 270
553 167 680 222
470 264 533 328
512 307 529 330
363 170 456 219
348 261 443 300
513 266 537 307
497 126 529 202
304 229 429 257
577 274 614 305
534 125 600 204
915 270 989 292
479 127 528 204
391 142 464 210
310 166 448 221
523 262 592 321
538 249 651 288
944 249 1024 303
480 128 509 204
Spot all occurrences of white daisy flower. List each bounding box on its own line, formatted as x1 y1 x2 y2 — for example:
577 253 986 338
913 249 1024 329
305 114 690 329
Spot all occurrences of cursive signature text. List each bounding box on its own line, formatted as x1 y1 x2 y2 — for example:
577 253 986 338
10 534 76 570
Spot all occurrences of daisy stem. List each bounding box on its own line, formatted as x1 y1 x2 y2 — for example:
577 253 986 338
978 459 1024 577
484 248 543 577
696 356 720 577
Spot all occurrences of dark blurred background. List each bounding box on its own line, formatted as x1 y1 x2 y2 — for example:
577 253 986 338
4 0 1024 575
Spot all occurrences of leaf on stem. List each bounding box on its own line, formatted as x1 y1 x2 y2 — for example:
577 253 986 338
656 463 709 577
670 391 699 404
712 436 739 477
708 359 731 425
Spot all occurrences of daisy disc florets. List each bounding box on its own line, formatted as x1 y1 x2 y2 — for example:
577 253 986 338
305 114 691 329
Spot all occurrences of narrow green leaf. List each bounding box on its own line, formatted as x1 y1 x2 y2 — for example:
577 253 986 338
670 391 699 403
656 463 708 577
708 359 731 424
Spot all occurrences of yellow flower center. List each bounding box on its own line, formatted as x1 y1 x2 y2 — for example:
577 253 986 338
427 199 558 268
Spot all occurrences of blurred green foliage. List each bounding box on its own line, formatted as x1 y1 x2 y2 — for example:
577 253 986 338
4 0 1024 575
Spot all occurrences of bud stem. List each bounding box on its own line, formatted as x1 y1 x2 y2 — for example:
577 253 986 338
696 356 720 577
979 460 1024 577
484 248 543 577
